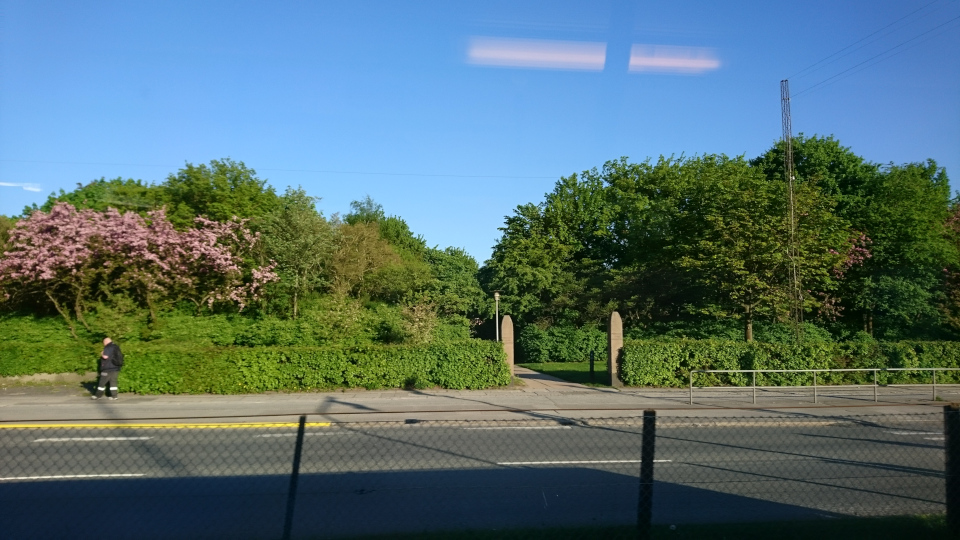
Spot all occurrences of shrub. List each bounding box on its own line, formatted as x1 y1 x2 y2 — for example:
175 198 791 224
0 338 509 394
517 325 606 363
619 339 960 388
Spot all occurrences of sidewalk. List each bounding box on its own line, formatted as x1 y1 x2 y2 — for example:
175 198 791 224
0 365 951 424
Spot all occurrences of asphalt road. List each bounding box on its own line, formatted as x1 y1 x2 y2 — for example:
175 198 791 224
0 414 945 539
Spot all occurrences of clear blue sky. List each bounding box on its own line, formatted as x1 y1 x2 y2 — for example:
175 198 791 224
2 1 958 263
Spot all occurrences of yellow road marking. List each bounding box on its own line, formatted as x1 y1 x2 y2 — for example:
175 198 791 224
0 422 332 429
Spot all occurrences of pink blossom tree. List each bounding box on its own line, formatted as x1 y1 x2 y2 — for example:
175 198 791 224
0 202 277 338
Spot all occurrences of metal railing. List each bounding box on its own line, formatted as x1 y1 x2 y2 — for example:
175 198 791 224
689 367 960 405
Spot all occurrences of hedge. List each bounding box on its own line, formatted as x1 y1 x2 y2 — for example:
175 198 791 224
0 340 510 394
619 339 960 388
517 325 606 363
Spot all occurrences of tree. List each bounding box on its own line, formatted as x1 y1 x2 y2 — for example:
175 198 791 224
161 158 280 228
28 177 163 216
0 203 278 338
424 247 487 318
843 161 956 337
329 221 400 297
0 203 104 337
262 188 335 319
674 155 852 341
345 196 427 257
480 202 581 327
0 215 16 254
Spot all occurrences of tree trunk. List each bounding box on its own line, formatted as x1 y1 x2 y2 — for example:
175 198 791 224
145 289 157 325
744 306 754 342
46 290 78 340
292 275 299 320
73 289 92 332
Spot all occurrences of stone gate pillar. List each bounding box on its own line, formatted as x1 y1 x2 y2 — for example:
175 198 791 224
501 315 514 378
608 311 623 388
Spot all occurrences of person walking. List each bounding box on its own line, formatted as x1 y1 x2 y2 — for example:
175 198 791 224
91 337 123 400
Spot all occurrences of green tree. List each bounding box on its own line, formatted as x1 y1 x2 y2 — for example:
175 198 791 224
425 247 487 318
27 177 163 216
480 202 580 327
845 161 955 337
0 215 16 254
754 136 956 338
345 196 427 258
161 158 280 227
262 187 335 319
674 156 851 340
329 221 400 297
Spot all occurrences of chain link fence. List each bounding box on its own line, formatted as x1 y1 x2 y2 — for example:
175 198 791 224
0 411 947 539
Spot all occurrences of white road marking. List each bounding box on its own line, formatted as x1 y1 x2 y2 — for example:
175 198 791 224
925 437 945 441
34 437 152 442
255 432 339 438
464 426 573 430
886 431 940 435
498 459 671 466
0 473 145 481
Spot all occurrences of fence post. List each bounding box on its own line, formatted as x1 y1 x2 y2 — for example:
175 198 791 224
752 371 757 405
946 405 960 537
874 369 878 402
813 371 818 404
934 370 938 401
283 415 307 540
637 410 657 540
689 371 693 405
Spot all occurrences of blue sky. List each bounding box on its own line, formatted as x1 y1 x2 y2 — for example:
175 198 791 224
2 0 958 263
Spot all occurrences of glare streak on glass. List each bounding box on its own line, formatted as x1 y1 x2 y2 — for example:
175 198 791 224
467 37 607 71
629 44 721 74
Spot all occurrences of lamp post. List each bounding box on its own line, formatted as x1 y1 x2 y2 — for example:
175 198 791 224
494 290 501 342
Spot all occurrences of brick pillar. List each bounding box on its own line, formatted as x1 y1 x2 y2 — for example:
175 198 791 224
609 311 623 388
501 315 514 378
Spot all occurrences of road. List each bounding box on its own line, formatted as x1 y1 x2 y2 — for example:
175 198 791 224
0 413 945 539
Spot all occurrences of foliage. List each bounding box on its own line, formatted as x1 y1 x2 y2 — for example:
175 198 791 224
753 136 956 339
517 324 606 363
619 338 960 388
329 221 401 297
424 247 487 318
160 158 280 228
0 215 18 253
261 187 335 318
29 177 164 216
484 138 955 342
0 203 278 338
0 337 509 393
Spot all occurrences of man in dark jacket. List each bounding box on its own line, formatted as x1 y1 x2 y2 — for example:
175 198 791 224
92 337 122 400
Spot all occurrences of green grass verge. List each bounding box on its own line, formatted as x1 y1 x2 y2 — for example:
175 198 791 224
339 514 946 539
519 361 609 387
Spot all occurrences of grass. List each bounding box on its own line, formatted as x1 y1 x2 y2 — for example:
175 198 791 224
519 361 610 387
341 514 947 539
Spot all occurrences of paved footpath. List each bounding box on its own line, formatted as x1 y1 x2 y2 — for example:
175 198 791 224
0 366 951 424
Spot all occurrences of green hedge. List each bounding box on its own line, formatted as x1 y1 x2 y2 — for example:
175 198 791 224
517 325 606 363
1 340 510 394
620 339 960 388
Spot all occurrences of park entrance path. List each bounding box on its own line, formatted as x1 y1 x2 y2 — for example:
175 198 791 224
512 365 592 391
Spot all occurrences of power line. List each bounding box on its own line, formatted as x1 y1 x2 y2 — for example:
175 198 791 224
792 14 960 98
787 0 943 80
0 159 558 180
